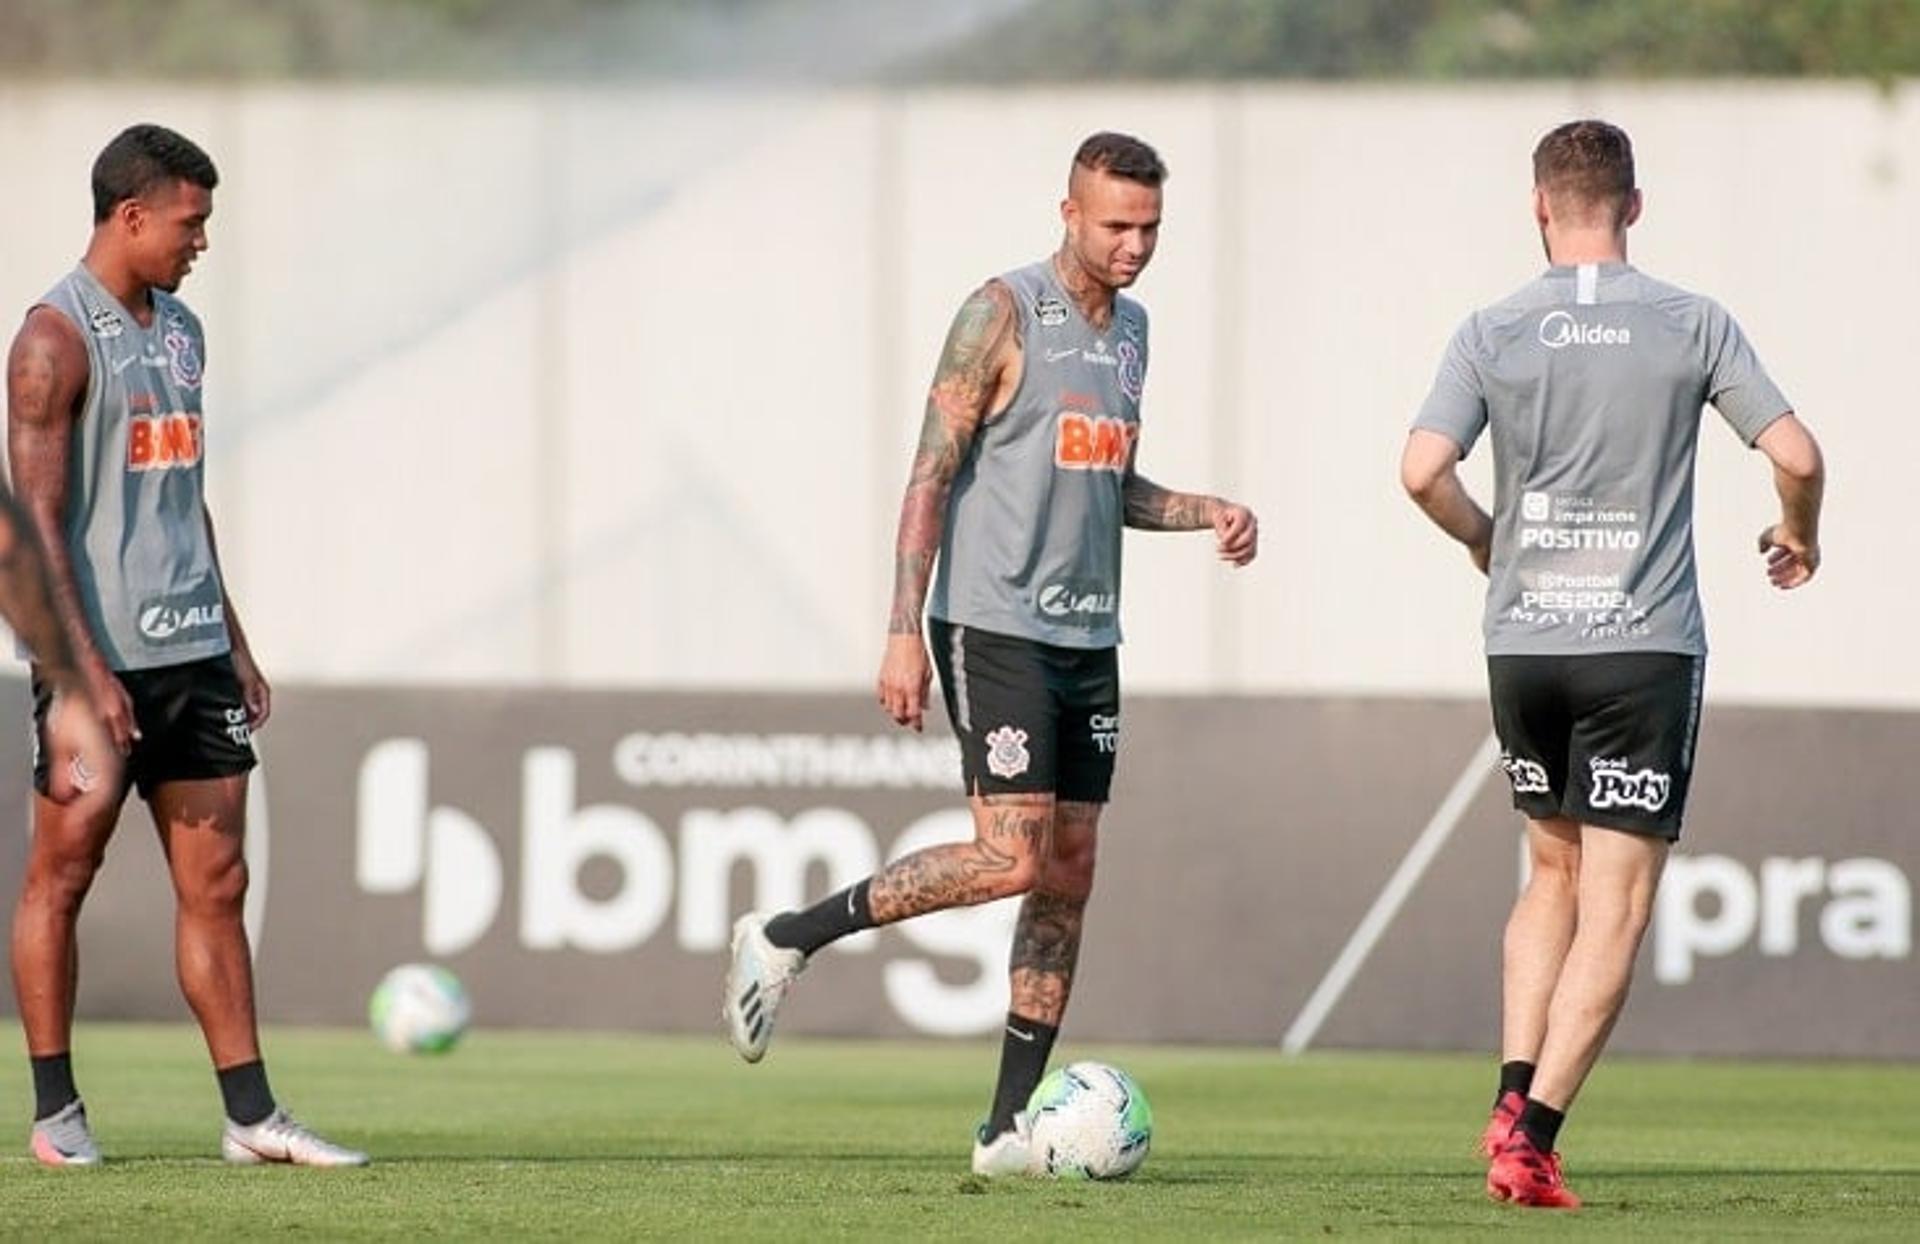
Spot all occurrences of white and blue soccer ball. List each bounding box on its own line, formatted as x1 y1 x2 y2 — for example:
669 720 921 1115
369 963 471 1054
1026 1060 1154 1179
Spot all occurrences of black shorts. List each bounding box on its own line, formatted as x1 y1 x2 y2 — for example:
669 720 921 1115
927 619 1119 803
33 654 258 800
1488 652 1704 840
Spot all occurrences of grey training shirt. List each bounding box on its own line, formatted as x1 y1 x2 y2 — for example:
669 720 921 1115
1414 262 1790 657
33 264 231 671
928 259 1148 649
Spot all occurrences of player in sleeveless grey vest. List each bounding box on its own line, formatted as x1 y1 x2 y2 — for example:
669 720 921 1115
1402 121 1824 1209
722 132 1258 1176
6 125 364 1167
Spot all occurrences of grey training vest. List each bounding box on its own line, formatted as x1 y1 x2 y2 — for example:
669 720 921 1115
33 264 231 670
928 259 1148 649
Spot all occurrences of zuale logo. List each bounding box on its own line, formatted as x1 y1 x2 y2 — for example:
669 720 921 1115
1037 583 1116 621
138 600 224 641
1538 310 1631 350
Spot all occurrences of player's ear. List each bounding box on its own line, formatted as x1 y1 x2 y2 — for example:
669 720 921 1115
1530 185 1551 231
1621 188 1644 229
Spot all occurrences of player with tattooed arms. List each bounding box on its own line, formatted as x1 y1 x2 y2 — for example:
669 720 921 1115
723 132 1258 1174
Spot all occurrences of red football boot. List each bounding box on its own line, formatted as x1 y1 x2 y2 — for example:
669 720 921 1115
1478 1089 1524 1159
1486 1132 1582 1209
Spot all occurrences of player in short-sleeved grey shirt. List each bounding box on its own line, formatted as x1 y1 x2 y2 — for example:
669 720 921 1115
1414 263 1791 658
1401 119 1824 1212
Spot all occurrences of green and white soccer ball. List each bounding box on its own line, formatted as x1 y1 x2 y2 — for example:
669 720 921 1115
369 963 471 1054
1026 1060 1154 1179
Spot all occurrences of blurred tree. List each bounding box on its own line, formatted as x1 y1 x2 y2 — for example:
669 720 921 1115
917 0 1920 84
5 0 1920 81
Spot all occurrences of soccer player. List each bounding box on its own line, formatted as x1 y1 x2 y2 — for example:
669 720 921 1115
1402 120 1823 1209
723 132 1258 1174
6 124 366 1167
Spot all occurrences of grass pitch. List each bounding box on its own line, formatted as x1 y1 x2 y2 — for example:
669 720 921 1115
1 1024 1916 1239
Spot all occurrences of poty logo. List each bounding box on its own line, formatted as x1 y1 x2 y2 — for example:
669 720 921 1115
1587 757 1670 812
1055 411 1136 472
355 739 1017 1036
1538 310 1632 350
138 600 224 642
1037 583 1116 621
127 413 203 472
1521 491 1551 522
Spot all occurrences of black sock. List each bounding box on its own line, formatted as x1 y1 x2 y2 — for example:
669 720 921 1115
985 1013 1059 1138
763 880 875 957
217 1060 277 1126
1497 1059 1535 1105
1518 1099 1565 1153
31 1052 78 1122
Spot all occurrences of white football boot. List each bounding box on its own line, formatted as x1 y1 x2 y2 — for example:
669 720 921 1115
723 912 806 1063
971 1111 1040 1177
221 1108 368 1167
29 1099 102 1167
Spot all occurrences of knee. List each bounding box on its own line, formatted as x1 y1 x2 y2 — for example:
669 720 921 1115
25 845 106 912
1528 845 1581 891
178 856 249 917
1039 840 1097 904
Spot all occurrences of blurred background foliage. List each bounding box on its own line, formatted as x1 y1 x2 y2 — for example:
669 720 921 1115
3 0 1919 82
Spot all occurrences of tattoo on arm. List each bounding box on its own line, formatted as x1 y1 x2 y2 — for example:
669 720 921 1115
887 282 1017 634
5 314 94 678
0 492 74 676
1122 472 1217 531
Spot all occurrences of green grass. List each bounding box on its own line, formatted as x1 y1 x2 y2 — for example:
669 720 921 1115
1 1025 1916 1239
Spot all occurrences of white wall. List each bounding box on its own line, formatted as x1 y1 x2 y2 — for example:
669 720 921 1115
0 82 1906 705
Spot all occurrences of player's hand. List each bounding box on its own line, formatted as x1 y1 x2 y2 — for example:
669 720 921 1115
1212 501 1258 566
233 645 272 729
877 633 933 732
79 658 138 754
41 680 115 805
1757 524 1819 590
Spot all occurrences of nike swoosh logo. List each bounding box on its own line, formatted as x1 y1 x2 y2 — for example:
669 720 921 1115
110 355 137 375
1006 1025 1036 1043
1043 348 1080 363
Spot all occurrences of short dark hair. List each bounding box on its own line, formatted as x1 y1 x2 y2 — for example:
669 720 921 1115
1072 132 1167 188
92 124 219 223
1533 120 1634 224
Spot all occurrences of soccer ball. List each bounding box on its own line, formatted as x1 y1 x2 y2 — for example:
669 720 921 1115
369 963 470 1054
1026 1060 1153 1179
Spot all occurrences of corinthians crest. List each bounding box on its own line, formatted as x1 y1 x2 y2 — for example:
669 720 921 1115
983 725 1031 780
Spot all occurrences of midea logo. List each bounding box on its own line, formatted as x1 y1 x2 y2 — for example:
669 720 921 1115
1538 310 1632 350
